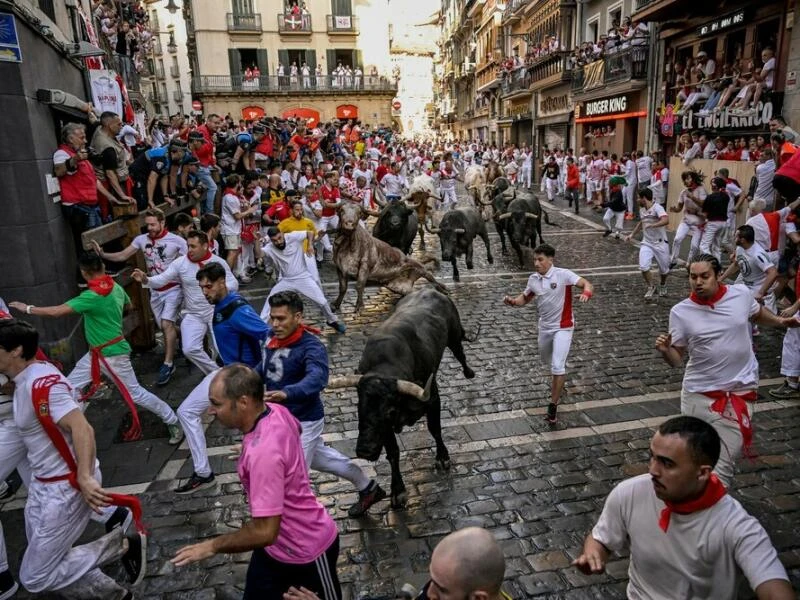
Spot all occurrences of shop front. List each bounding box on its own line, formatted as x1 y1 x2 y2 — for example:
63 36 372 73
506 97 533 148
535 86 572 155
574 91 647 155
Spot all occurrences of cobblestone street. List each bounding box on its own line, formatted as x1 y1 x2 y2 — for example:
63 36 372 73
3 188 800 599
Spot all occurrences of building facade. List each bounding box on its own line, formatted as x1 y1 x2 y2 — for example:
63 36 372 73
145 0 193 117
184 0 396 127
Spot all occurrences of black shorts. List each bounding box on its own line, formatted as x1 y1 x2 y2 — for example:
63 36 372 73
244 534 341 600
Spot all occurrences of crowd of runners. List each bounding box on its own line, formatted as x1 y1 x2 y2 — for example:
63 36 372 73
1 110 800 598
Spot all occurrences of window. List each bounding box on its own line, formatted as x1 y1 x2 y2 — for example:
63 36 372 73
586 17 599 43
724 29 746 63
37 0 55 21
607 2 622 30
233 0 254 15
755 19 779 57
331 0 352 16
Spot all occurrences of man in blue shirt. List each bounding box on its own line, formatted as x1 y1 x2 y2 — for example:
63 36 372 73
174 262 269 494
129 139 188 210
258 290 386 517
228 124 267 173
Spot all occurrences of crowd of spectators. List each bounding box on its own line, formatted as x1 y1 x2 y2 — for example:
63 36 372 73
93 0 155 76
569 16 649 69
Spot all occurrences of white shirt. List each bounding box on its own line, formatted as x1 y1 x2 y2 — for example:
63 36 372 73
262 231 311 280
221 192 243 236
754 159 776 201
593 474 788 600
131 231 187 280
623 159 637 184
281 169 297 191
746 206 790 254
635 156 653 182
702 141 717 160
699 59 716 96
381 173 407 196
144 253 238 319
680 186 707 226
303 197 323 227
762 57 775 89
91 75 123 116
353 168 372 184
639 202 668 245
735 242 773 290
669 284 760 393
13 362 95 479
523 266 581 331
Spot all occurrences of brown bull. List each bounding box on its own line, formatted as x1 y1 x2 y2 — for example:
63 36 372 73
402 174 440 251
332 202 447 313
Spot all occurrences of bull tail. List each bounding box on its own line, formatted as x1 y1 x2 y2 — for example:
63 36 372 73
463 323 481 343
543 210 561 228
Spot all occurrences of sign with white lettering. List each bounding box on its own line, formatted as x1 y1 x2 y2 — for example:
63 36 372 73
679 101 775 133
698 10 746 37
583 95 628 117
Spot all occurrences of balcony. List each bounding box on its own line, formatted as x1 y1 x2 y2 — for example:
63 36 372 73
326 14 359 34
277 13 312 33
226 12 262 33
502 0 527 24
633 0 696 22
110 54 141 92
154 92 169 106
154 64 165 79
152 38 162 55
571 47 649 96
527 50 573 91
170 65 180 78
192 74 397 95
500 68 532 97
173 90 184 102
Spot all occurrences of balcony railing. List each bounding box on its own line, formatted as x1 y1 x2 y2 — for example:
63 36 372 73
110 54 140 92
154 64 165 79
152 38 162 55
527 50 573 88
635 0 660 9
226 12 262 32
154 92 169 105
502 0 526 22
170 65 180 78
192 74 397 94
326 14 359 34
500 68 532 95
277 13 312 32
571 47 649 95
173 90 184 102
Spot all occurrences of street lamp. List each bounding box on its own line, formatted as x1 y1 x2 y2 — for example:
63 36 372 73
164 0 180 14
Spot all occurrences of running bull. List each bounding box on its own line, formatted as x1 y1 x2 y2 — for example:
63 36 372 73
498 196 557 267
372 202 418 255
427 206 493 282
486 176 516 254
327 287 477 508
332 202 446 313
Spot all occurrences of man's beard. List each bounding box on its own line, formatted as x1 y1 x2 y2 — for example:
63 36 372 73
274 242 286 250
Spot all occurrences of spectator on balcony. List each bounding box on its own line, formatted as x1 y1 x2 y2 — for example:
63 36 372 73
678 51 716 115
115 20 137 58
730 48 776 115
290 62 299 87
344 65 353 88
354 65 362 88
277 63 286 88
300 62 311 88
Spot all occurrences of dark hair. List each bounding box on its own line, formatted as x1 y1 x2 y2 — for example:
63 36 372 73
658 416 721 467
266 226 281 238
143 208 166 222
638 187 653 201
290 200 303 209
225 174 242 188
711 177 727 190
214 364 264 405
533 243 556 258
174 212 194 229
0 319 39 360
99 111 119 125
196 262 227 283
268 290 304 313
693 253 721 274
736 224 755 243
200 213 220 232
186 230 209 245
78 251 104 275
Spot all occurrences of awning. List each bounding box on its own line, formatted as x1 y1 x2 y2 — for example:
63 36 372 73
242 105 265 120
282 107 321 127
336 104 358 119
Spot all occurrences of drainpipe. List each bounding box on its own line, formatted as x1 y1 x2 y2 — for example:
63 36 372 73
644 22 661 154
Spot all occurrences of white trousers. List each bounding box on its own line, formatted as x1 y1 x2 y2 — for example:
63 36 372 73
520 166 532 188
68 353 178 425
441 187 457 210
0 520 6 572
670 221 703 264
538 328 573 376
301 418 370 492
0 417 31 485
262 276 338 324
681 390 752 487
640 242 671 275
545 178 559 201
178 369 217 478
20 474 127 598
318 215 338 252
150 287 182 326
181 312 219 375
623 183 636 213
602 209 625 233
699 221 727 260
780 328 800 377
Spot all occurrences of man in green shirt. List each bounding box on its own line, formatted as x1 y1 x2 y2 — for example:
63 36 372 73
9 252 183 445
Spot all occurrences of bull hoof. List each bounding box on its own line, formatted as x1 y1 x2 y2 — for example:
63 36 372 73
435 458 451 471
390 492 408 509
487 255 494 264
466 262 474 270
453 274 460 282
463 366 475 379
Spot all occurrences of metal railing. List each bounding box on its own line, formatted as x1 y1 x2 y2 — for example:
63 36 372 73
635 0 662 9
502 0 526 21
226 12 262 31
192 74 397 93
527 50 572 86
501 68 532 95
154 91 169 105
277 12 312 32
571 46 649 94
110 54 140 91
326 14 359 33
152 38 162 55
170 65 180 78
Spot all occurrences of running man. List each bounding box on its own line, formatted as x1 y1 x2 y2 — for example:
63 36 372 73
720 225 778 315
669 170 706 267
132 231 238 376
92 207 187 386
10 252 182 444
655 254 800 485
503 243 593 424
626 188 670 300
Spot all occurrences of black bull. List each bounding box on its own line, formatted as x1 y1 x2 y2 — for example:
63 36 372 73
428 206 493 282
498 196 559 266
372 202 418 255
327 287 477 509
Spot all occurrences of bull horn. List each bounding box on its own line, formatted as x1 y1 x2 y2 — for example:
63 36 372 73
425 221 440 233
498 212 511 220
478 194 494 206
396 374 433 401
454 228 466 234
525 212 540 220
326 374 363 389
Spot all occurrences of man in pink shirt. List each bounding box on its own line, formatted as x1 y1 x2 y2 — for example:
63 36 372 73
171 364 341 599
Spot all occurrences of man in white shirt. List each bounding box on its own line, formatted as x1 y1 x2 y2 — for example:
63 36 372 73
574 415 794 600
132 231 238 375
656 254 799 484
745 194 800 266
622 152 637 214
720 224 777 314
753 148 777 208
626 188 670 299
520 148 533 189
682 51 716 112
220 174 259 283
259 228 346 333
380 162 408 201
635 150 653 191
734 48 776 113
503 244 593 424
92 208 186 386
669 170 707 266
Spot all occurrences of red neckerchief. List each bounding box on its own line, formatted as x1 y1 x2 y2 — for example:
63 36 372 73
87 275 115 296
689 284 726 309
189 251 213 268
658 474 727 532
267 324 321 349
148 228 169 241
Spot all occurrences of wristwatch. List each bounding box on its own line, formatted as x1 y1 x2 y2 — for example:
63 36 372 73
26 305 34 315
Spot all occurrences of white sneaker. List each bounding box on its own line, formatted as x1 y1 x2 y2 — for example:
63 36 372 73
644 286 656 300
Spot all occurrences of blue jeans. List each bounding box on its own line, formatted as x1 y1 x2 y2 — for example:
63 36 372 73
196 166 218 214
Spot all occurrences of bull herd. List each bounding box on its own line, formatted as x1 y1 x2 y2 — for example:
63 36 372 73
324 170 554 508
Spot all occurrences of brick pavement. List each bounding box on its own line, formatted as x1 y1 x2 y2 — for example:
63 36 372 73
2 187 800 598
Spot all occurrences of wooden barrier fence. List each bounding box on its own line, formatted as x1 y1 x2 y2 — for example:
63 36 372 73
81 199 200 349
